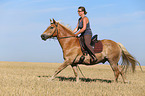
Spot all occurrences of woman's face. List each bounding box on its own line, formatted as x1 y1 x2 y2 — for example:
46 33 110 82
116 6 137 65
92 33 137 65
78 9 84 16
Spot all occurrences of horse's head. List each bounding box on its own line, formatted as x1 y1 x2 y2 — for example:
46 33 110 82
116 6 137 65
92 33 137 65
41 19 58 41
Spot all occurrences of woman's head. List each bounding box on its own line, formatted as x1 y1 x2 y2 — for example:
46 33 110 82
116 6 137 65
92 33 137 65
78 6 87 15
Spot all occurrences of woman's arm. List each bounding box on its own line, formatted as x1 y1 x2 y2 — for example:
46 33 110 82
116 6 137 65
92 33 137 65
75 17 88 36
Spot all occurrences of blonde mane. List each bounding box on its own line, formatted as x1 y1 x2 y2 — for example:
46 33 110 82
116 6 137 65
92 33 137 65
57 22 75 36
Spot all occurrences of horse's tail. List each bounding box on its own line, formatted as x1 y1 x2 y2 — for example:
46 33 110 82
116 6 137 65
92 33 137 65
118 42 138 72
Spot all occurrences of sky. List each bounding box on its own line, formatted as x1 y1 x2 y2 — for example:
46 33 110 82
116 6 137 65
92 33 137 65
0 0 145 66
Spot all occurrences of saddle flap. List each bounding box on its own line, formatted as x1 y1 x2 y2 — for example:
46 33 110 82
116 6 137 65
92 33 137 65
79 34 103 54
94 40 103 53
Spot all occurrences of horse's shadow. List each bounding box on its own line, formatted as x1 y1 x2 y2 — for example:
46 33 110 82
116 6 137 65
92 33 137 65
38 76 113 83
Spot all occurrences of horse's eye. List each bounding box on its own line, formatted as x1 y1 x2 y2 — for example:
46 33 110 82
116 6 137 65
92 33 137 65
50 27 54 29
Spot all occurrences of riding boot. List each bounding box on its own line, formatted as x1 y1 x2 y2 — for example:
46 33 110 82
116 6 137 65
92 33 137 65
83 35 98 63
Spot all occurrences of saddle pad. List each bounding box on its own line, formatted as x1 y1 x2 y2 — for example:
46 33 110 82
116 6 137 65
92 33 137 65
94 41 103 53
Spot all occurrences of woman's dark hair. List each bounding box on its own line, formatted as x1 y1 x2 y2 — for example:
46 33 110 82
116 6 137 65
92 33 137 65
78 6 87 15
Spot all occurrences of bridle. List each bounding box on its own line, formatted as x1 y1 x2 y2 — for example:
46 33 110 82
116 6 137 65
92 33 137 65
51 23 77 39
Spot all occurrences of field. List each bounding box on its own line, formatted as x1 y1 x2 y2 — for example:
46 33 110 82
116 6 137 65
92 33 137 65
0 61 144 96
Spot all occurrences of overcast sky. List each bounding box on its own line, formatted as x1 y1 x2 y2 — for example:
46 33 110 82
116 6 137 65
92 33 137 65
0 0 145 66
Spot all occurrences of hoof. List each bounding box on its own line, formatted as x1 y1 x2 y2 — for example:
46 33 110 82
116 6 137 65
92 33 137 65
124 80 131 84
48 77 55 81
76 80 80 83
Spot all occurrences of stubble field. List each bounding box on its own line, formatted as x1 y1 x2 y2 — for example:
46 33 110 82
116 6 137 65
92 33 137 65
0 61 144 96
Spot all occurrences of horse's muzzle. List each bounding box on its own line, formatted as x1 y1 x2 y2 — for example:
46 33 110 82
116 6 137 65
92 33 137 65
41 34 49 41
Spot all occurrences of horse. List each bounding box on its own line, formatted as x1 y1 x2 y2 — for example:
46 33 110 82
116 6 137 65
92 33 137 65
41 19 138 83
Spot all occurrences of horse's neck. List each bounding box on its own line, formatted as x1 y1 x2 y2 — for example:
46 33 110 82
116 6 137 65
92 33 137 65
58 37 80 59
57 24 75 50
57 24 81 58
58 24 74 37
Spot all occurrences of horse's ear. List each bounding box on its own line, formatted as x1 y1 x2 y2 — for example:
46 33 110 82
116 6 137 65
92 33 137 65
50 19 53 24
53 18 56 24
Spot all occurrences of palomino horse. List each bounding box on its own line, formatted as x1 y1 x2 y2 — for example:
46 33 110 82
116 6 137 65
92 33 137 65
41 19 137 83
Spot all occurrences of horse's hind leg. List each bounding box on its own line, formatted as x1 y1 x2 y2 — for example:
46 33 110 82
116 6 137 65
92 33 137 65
119 64 128 83
109 60 126 83
71 65 79 83
109 60 121 82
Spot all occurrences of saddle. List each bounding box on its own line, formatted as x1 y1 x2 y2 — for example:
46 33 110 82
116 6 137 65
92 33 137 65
79 35 103 55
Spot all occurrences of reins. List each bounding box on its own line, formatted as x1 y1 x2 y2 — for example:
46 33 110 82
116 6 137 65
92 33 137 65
58 36 77 39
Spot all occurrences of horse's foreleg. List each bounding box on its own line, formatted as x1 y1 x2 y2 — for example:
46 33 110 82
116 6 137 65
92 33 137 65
71 65 79 83
49 60 70 81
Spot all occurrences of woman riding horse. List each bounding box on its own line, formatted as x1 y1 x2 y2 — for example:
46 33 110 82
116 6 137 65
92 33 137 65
73 6 97 63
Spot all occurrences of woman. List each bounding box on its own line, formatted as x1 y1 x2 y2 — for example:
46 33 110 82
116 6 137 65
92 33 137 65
73 6 97 62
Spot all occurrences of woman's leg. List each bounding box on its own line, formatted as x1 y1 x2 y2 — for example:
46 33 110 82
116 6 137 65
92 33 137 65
84 35 97 62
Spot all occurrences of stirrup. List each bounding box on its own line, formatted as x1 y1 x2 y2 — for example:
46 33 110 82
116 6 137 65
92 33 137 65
90 57 98 63
79 55 85 63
